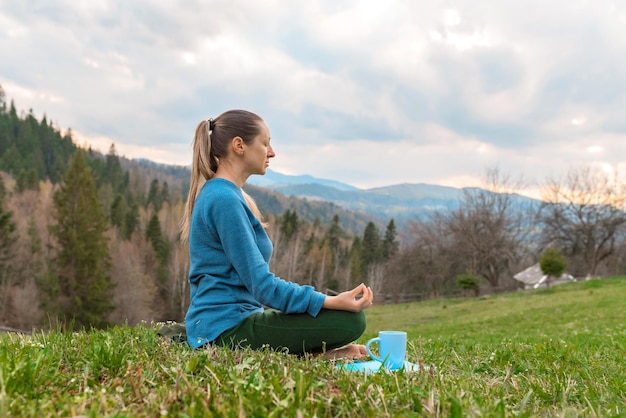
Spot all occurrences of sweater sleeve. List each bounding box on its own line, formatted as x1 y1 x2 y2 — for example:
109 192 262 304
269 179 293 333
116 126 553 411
206 189 326 316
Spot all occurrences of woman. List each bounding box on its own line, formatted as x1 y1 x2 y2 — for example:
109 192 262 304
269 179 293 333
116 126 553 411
180 109 374 358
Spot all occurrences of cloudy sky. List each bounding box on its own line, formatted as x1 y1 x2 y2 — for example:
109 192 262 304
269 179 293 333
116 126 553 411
2 1 625 193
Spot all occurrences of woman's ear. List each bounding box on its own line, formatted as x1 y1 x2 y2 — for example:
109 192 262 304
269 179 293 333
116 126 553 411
232 136 245 156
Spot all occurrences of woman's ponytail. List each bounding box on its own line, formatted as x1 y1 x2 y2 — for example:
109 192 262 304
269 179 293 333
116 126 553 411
180 120 215 244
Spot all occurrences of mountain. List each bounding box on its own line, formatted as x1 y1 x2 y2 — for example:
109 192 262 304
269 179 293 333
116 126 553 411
247 170 359 191
264 183 462 221
247 170 541 226
247 170 463 222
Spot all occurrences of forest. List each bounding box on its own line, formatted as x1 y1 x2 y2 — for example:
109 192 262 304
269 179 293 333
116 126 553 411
1 84 626 331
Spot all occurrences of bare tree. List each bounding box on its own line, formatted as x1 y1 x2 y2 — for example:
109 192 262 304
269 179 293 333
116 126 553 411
308 243 329 290
364 263 384 302
108 231 159 325
538 166 626 277
393 217 458 298
268 215 305 285
4 184 50 329
168 242 189 321
436 168 534 289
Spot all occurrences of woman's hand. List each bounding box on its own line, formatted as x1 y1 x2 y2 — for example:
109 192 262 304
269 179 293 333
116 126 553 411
322 283 374 312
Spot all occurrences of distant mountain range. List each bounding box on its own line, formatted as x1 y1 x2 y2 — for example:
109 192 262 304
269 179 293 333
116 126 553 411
246 170 541 225
247 170 360 192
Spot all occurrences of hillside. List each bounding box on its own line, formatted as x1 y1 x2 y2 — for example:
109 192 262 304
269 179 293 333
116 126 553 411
2 276 624 416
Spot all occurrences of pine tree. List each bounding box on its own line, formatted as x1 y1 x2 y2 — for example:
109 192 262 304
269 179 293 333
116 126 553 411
105 144 124 192
123 203 139 240
0 173 17 321
280 209 299 241
110 195 127 229
161 181 170 206
16 168 39 192
382 219 399 260
147 179 162 211
0 172 6 201
49 150 114 329
146 212 170 267
361 222 381 271
325 215 342 254
145 211 172 316
0 173 16 266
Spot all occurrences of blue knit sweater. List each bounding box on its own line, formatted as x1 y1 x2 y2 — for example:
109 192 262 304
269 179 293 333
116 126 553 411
185 178 326 349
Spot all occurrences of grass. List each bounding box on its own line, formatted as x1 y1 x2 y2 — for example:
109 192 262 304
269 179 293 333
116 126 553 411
1 277 625 417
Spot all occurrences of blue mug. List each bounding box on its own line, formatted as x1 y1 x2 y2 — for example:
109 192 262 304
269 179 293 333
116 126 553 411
366 331 407 370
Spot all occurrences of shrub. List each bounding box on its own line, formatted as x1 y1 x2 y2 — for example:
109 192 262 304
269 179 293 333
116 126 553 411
457 273 481 296
539 247 567 288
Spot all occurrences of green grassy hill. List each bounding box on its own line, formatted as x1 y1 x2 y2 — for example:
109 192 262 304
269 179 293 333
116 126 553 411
1 277 625 416
366 277 626 344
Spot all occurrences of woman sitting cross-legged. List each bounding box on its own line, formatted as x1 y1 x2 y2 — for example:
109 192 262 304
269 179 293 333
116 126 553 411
179 109 374 358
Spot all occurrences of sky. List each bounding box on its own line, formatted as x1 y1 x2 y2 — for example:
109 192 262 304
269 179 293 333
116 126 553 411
1 1 626 194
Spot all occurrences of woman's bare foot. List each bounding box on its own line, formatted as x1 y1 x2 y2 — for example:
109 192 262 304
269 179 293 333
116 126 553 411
318 344 368 360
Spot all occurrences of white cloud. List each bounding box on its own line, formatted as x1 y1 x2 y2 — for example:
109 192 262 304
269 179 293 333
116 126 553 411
2 0 626 191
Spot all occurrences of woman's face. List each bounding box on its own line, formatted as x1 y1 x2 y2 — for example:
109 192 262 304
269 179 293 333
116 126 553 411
244 122 275 175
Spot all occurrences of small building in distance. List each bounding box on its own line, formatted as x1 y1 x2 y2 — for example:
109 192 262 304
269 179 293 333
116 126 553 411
513 263 576 290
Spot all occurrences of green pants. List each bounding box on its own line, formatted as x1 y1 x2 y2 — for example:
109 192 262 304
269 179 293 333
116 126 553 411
215 309 366 355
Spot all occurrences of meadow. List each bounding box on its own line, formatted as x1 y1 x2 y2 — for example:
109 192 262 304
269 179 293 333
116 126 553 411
1 277 625 417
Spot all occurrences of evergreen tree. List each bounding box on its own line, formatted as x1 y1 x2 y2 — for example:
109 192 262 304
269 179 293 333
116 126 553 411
27 215 43 259
145 211 172 315
16 168 39 192
0 173 16 264
325 215 342 254
16 111 35 159
280 209 299 241
104 144 124 192
0 175 17 273
110 195 127 229
382 219 399 260
49 150 114 329
0 174 17 322
1 144 21 175
146 212 171 285
361 222 381 271
349 236 363 285
0 89 77 184
0 172 6 201
161 181 170 206
146 212 170 265
147 179 162 211
123 203 139 240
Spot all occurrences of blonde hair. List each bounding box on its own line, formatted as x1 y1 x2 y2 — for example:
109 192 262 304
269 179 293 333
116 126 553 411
180 110 267 244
